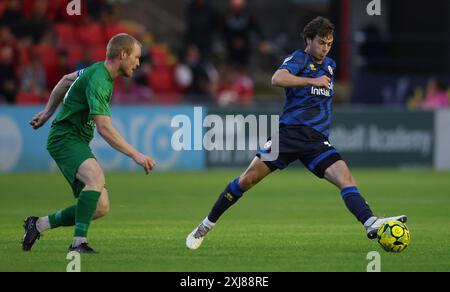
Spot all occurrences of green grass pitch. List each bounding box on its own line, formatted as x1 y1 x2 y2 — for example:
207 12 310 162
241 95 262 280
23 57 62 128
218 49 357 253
1 169 449 272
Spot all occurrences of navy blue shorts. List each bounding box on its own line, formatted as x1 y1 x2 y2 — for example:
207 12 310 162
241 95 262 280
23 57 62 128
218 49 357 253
256 125 342 178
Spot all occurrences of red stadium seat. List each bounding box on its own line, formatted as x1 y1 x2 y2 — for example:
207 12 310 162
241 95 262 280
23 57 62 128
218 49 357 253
67 46 83 67
0 1 5 16
47 0 65 20
15 92 44 105
32 44 57 64
54 22 78 46
77 23 105 46
22 0 58 20
32 44 58 75
18 46 31 67
105 23 130 41
22 0 35 17
92 46 106 62
148 66 174 93
150 45 169 66
148 65 182 104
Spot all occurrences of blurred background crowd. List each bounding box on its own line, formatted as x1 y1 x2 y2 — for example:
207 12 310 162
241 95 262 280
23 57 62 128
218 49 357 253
0 0 449 108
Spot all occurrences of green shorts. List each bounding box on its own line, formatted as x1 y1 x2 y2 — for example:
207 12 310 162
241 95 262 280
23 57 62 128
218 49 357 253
47 137 95 198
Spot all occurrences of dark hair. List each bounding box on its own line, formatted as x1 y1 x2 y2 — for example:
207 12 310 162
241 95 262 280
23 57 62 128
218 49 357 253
303 16 335 43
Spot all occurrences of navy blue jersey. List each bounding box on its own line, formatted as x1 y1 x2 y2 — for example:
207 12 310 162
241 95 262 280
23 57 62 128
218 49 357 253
278 50 336 137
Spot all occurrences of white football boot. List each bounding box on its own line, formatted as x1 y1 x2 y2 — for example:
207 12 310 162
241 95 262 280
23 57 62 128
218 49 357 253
186 223 211 250
365 215 407 239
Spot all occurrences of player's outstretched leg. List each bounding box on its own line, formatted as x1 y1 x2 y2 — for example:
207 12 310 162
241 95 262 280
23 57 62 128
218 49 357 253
22 205 76 251
22 216 41 251
186 158 271 250
324 160 407 239
186 176 245 250
22 188 109 252
186 217 215 250
364 215 407 239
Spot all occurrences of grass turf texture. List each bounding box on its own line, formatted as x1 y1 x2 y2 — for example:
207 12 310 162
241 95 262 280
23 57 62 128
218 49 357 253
1 169 449 272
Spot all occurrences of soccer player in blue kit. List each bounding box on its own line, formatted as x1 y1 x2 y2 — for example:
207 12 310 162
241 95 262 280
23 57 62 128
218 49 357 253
186 17 407 249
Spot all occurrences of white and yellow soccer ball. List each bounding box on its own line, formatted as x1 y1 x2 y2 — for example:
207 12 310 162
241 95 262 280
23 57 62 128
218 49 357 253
377 220 410 253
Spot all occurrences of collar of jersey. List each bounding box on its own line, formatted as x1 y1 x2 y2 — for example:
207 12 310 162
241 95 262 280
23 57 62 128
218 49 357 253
303 51 324 67
101 62 114 82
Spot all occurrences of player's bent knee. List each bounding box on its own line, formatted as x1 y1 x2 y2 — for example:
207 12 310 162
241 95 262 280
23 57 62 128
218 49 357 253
93 174 106 189
94 202 110 219
85 176 105 192
340 175 356 189
97 206 110 218
239 174 258 190
78 160 106 191
94 188 110 218
345 174 356 186
84 183 105 192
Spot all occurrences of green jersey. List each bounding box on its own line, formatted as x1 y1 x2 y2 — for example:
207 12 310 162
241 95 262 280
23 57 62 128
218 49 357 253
48 62 114 145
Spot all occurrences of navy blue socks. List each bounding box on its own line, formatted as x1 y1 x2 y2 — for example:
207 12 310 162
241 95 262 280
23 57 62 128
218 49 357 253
208 177 245 223
341 186 374 225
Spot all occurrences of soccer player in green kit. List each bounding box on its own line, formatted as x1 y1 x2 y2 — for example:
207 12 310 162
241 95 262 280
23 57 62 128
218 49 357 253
22 34 156 254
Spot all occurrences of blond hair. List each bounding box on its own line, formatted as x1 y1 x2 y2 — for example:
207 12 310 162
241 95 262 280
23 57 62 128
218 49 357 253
106 33 141 60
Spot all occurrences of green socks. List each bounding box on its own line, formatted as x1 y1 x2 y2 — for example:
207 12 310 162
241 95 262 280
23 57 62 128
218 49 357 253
49 205 77 228
47 190 102 239
74 190 101 237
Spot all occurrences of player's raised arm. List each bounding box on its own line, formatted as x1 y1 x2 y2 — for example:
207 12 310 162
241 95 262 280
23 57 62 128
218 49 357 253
271 69 330 89
93 115 156 174
29 71 79 129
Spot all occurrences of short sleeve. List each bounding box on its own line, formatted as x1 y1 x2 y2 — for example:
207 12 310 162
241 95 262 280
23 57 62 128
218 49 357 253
278 51 306 75
86 79 111 116
331 59 337 72
326 59 337 78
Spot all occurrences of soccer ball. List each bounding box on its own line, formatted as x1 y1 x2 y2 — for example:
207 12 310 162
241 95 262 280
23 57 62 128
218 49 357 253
377 220 410 253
